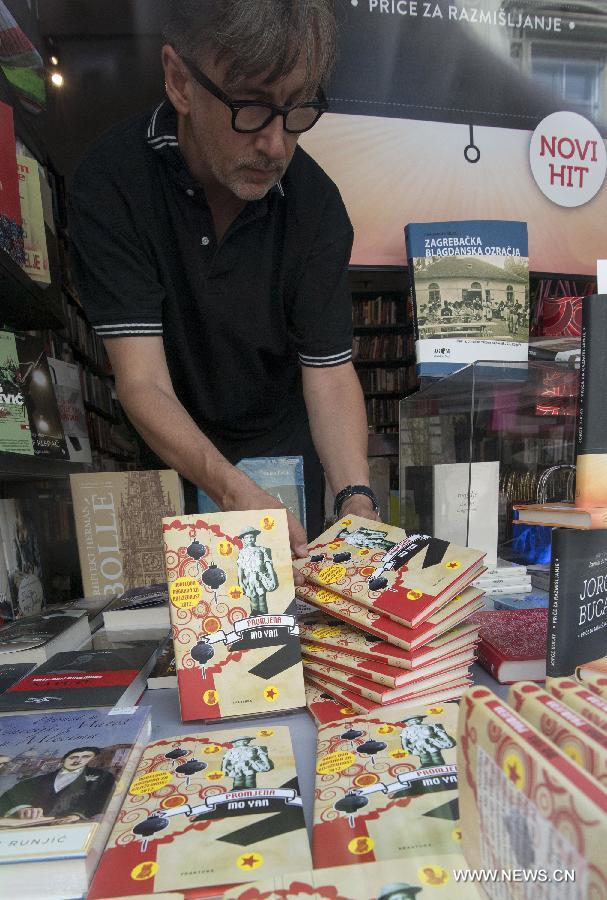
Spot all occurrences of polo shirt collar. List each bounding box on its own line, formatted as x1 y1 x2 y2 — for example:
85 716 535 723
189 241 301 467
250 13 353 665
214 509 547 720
145 100 285 198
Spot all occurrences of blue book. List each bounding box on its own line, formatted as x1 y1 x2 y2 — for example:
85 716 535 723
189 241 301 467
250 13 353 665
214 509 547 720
197 455 306 529
493 592 549 611
404 220 529 377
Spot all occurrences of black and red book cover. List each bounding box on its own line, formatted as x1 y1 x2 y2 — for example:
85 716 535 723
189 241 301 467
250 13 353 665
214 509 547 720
0 100 24 265
0 645 157 712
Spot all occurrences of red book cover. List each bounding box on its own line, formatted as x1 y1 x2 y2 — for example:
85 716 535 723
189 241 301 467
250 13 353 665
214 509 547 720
294 516 486 628
304 679 359 726
0 100 24 264
470 608 548 684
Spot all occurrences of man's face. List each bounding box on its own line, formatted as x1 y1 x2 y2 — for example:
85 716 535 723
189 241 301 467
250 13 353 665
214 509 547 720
62 750 97 772
185 50 315 201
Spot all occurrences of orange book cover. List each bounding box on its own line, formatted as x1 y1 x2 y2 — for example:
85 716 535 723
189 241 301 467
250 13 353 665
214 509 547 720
293 516 485 628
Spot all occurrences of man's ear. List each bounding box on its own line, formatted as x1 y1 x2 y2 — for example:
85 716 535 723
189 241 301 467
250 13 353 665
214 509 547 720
162 44 192 115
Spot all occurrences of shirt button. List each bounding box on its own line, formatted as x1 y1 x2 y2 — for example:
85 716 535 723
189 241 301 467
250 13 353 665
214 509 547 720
201 236 210 246
186 188 194 197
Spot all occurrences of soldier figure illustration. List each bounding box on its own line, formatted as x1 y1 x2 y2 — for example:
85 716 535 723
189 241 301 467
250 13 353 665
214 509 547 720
221 736 273 790
236 526 278 617
333 525 394 552
399 715 456 767
377 883 422 900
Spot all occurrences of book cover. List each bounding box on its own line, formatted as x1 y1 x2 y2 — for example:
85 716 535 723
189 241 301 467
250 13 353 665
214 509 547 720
0 644 157 713
300 617 479 670
0 101 24 265
0 662 32 693
0 331 34 456
103 583 170 631
470 608 548 684
547 528 607 678
47 358 92 464
0 497 45 620
0 609 89 666
509 681 607 787
457 686 607 895
0 707 150 897
546 677 607 734
295 581 485 651
432 461 500 566
163 510 305 721
514 502 607 530
313 702 461 868
293 516 486 628
577 656 607 683
575 294 607 507
577 669 607 702
197 456 307 530
405 219 529 377
70 470 183 599
493 592 549 611
304 679 356 726
147 636 177 690
13 333 69 460
88 724 311 898
224 854 473 899
16 152 50 284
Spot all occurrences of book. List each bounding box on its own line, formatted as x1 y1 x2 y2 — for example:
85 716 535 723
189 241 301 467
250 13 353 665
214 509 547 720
302 640 475 691
300 617 479 670
47 358 92 464
432 461 500 566
405 220 529 377
224 854 473 899
546 677 607 734
16 152 50 284
0 101 24 264
12 333 69 460
509 681 607 787
88 724 311 898
70 470 183 599
295 581 485 651
0 706 151 900
470 608 548 683
313 701 461 868
577 670 607 701
62 594 117 631
293 516 486 628
304 678 356 726
493 591 549 610
0 331 34 457
146 635 177 690
457 686 607 892
577 656 607 684
197 456 307 530
0 497 46 620
0 644 158 713
304 655 472 706
528 336 581 363
547 528 607 678
575 294 607 507
102 583 170 632
472 578 532 595
0 609 90 667
163 510 305 721
0 663 32 693
514 501 607 530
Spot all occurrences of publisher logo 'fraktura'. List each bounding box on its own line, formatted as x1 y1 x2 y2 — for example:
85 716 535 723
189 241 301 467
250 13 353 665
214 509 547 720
352 0 572 32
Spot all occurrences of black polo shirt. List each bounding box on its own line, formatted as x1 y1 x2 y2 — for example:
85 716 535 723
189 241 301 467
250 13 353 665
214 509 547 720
68 100 354 465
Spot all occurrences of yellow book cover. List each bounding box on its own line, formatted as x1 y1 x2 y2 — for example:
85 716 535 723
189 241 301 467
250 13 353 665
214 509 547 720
16 153 49 284
546 676 607 733
458 686 607 897
89 725 310 898
163 510 305 721
313 701 461 868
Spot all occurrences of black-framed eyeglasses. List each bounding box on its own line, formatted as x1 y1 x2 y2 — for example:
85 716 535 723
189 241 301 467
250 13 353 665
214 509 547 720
181 56 328 134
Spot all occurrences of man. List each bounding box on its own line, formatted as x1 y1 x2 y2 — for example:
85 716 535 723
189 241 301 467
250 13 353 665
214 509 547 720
69 0 379 551
0 746 115 822
221 736 273 790
399 715 456 767
236 525 278 616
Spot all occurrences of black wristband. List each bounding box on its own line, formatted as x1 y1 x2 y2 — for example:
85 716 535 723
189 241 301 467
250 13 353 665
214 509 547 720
334 484 379 518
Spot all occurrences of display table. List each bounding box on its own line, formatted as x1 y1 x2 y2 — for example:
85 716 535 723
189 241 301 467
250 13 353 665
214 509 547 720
142 664 508 839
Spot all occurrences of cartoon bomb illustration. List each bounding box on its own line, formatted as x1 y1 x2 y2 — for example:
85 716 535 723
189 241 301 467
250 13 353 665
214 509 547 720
236 525 278 617
399 714 456 767
221 736 274 790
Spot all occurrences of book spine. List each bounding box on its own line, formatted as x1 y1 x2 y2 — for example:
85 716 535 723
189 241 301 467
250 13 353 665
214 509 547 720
546 529 568 677
575 294 607 506
475 638 504 681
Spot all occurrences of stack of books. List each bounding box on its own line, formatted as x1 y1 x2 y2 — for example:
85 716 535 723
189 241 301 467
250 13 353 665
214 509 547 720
293 516 486 714
471 557 532 596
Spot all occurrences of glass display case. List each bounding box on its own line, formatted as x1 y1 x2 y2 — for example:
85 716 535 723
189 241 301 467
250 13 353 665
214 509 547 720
398 360 578 564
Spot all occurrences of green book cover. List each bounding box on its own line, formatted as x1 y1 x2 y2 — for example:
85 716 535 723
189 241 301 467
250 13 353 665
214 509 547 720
0 331 34 456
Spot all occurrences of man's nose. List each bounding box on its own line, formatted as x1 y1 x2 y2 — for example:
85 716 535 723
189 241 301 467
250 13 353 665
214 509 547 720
253 114 288 161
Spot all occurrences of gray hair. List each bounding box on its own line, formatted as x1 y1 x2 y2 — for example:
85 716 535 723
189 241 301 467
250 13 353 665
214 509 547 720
162 0 337 92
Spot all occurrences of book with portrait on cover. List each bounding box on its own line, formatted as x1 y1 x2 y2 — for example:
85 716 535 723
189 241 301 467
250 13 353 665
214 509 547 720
163 509 305 722
293 516 486 629
88 724 310 898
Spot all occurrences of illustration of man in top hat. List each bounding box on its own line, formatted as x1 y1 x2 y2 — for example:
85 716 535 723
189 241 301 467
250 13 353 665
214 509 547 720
376 883 422 900
236 526 278 616
399 715 456 767
222 737 274 790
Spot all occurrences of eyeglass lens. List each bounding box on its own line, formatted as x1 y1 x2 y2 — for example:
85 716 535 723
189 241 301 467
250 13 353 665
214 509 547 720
235 104 322 133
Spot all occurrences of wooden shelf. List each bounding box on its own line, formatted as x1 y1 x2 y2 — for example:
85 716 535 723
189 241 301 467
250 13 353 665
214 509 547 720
0 246 65 331
353 323 407 333
0 451 90 482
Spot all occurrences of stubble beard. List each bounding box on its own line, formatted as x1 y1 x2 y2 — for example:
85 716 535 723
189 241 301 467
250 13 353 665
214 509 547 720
215 155 285 201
